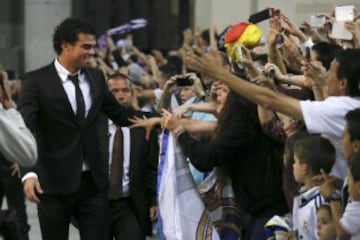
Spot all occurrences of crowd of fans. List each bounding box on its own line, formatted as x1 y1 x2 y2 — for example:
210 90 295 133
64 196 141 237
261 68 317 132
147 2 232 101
1 4 360 240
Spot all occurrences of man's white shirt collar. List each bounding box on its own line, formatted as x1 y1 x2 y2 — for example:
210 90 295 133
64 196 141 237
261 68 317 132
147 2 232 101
54 58 82 83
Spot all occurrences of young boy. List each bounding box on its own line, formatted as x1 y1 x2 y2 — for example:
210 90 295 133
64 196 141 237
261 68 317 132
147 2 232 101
292 136 335 240
321 109 360 239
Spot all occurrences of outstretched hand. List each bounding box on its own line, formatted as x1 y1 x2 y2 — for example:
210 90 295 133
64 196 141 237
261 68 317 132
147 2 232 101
129 116 161 140
173 104 192 119
185 48 224 81
161 109 180 131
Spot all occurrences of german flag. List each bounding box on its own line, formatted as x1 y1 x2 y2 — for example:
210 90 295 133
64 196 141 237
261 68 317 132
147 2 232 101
224 22 262 61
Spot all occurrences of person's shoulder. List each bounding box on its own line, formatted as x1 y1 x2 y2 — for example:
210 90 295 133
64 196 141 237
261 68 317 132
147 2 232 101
25 63 54 80
83 67 103 77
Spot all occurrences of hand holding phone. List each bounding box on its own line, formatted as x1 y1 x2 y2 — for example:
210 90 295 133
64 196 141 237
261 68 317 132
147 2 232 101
176 75 194 86
249 8 280 24
310 15 326 28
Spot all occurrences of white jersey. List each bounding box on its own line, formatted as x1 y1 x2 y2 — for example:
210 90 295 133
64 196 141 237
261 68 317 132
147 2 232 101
340 201 360 240
292 186 327 240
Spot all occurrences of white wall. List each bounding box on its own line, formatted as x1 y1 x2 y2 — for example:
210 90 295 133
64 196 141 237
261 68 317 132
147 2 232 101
25 0 71 72
195 0 253 33
195 0 360 35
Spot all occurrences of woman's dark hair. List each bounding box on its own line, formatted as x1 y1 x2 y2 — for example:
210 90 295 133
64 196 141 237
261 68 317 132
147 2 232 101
216 90 258 136
53 18 96 55
335 48 360 97
311 42 342 70
216 90 283 187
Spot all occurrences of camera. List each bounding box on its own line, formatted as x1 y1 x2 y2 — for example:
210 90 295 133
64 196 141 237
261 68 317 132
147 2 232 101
176 75 194 86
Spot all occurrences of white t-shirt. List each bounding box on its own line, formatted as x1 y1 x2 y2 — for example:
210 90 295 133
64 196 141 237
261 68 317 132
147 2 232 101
340 201 360 240
300 96 360 179
293 186 326 240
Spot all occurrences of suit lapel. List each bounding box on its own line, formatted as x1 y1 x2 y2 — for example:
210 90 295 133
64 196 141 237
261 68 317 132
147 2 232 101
129 128 138 180
47 64 77 120
83 68 100 125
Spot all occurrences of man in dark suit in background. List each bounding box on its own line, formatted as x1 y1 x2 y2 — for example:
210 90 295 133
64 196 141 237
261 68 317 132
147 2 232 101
107 73 158 240
18 18 140 240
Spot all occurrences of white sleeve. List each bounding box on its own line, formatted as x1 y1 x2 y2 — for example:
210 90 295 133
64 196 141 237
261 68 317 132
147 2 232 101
300 98 346 137
0 106 37 167
153 88 163 101
340 202 360 235
300 38 314 53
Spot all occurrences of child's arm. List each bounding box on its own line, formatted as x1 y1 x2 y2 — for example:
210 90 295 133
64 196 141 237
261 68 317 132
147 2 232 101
329 200 351 240
320 170 351 239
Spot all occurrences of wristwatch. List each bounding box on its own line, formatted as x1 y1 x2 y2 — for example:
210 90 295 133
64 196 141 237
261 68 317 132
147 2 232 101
325 191 342 202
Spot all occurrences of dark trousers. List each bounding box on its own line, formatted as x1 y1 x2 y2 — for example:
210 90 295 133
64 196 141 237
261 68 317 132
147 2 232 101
110 198 145 240
37 172 110 240
0 160 29 240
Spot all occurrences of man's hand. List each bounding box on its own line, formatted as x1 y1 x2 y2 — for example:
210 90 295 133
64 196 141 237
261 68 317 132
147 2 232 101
149 206 157 221
10 163 21 178
173 103 192 119
0 71 13 109
23 177 43 203
129 116 161 140
161 109 180 131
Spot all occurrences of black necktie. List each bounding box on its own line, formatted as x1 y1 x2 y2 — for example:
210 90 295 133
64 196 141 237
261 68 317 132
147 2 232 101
109 127 124 200
68 74 85 125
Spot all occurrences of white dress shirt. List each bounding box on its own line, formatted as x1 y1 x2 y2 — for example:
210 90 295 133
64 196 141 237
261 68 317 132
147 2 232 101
108 120 131 197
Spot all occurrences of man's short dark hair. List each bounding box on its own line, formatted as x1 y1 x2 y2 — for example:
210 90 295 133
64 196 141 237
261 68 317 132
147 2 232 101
294 136 335 175
52 18 96 55
335 49 360 97
107 73 132 81
311 42 342 70
345 108 360 142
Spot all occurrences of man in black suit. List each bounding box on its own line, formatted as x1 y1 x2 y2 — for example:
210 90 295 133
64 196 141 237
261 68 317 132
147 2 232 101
107 73 158 240
18 18 140 240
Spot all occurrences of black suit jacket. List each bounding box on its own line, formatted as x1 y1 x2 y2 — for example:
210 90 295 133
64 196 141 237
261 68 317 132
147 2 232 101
18 63 137 194
108 127 158 235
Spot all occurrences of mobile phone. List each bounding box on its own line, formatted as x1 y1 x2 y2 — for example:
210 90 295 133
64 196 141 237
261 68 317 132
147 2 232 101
310 15 326 28
249 8 273 24
331 21 353 40
305 47 311 61
335 5 355 22
176 76 194 86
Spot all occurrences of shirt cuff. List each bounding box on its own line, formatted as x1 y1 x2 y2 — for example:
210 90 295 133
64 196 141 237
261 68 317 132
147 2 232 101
22 172 38 183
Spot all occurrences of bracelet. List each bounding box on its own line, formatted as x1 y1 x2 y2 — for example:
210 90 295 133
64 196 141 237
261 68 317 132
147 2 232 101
173 125 186 139
325 190 342 202
287 75 293 86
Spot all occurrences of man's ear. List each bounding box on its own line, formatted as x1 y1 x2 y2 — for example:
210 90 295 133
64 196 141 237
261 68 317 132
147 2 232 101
61 41 71 53
353 140 360 153
339 78 348 93
356 181 360 193
302 163 309 175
